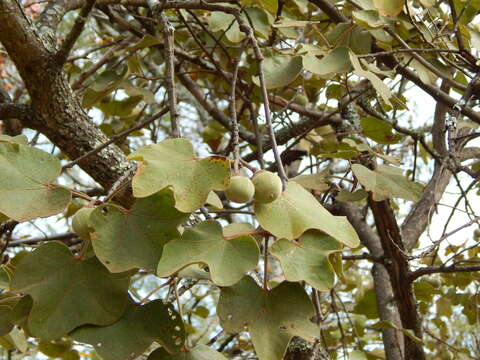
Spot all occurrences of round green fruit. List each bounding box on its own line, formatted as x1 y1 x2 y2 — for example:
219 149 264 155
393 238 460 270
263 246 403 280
225 176 255 203
474 228 480 240
292 93 309 106
252 171 283 204
72 207 94 240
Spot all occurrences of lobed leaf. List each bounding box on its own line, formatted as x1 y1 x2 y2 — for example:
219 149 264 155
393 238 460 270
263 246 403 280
10 242 131 340
0 142 71 222
157 221 260 286
128 138 230 212
255 182 360 248
89 190 189 272
72 298 185 360
270 231 342 291
217 276 317 360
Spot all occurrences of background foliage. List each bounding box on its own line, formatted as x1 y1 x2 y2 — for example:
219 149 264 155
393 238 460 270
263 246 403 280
0 0 480 359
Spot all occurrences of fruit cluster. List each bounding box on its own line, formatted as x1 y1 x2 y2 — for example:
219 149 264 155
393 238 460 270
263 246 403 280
225 170 282 204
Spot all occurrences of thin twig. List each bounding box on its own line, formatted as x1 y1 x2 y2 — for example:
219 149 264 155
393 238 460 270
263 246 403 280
57 0 97 64
263 236 269 290
230 44 245 173
237 13 288 186
140 277 174 304
159 11 181 138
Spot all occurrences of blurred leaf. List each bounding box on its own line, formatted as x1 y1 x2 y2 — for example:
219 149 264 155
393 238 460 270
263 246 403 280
336 189 368 202
291 172 330 192
303 47 351 75
353 289 378 319
352 164 423 202
349 51 392 105
373 0 403 16
148 345 227 359
360 116 402 144
253 55 303 89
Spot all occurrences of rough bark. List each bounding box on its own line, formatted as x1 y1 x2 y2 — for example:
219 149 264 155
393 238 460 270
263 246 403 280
331 201 404 360
0 0 133 204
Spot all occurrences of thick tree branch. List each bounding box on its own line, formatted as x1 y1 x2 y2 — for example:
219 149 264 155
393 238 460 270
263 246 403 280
369 198 425 359
331 201 404 360
0 0 133 206
402 81 451 250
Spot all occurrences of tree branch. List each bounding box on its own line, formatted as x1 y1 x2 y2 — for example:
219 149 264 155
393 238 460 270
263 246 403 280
56 0 97 65
331 201 404 360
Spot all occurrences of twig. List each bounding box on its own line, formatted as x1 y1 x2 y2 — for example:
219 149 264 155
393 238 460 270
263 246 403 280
63 107 168 170
217 333 238 352
9 232 78 246
57 0 97 64
357 48 462 58
385 29 466 91
263 236 269 290
140 277 174 304
410 216 480 261
0 221 18 257
230 44 245 173
158 9 181 137
237 12 288 186
410 264 480 281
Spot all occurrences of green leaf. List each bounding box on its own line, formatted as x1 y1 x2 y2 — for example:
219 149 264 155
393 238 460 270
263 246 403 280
291 172 330 192
97 95 143 117
349 51 392 105
0 305 14 336
129 35 162 51
157 221 260 286
326 24 372 54
254 55 303 89
128 138 230 212
39 340 73 358
217 277 317 360
89 190 189 272
373 0 404 16
353 10 386 29
353 288 378 319
360 116 402 144
335 189 368 202
10 242 131 340
255 182 360 248
205 191 223 209
246 7 272 39
72 298 185 360
0 143 71 221
270 231 342 291
352 164 424 202
371 320 423 343
208 12 244 43
0 134 28 145
147 344 227 360
302 47 351 76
